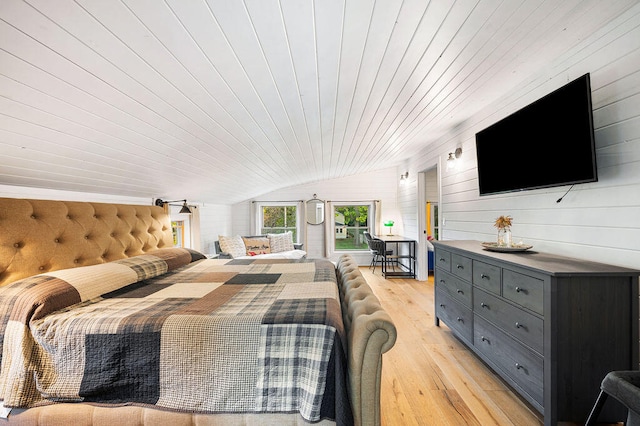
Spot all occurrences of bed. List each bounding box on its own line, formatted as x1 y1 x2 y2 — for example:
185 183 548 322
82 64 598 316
0 197 397 425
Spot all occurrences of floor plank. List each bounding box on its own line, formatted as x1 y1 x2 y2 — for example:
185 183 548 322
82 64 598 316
360 266 544 426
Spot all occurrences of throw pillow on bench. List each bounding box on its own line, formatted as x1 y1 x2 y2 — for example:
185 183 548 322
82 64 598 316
218 231 297 258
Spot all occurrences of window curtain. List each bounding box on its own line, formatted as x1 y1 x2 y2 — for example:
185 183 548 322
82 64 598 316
250 201 257 235
189 205 201 252
374 200 381 236
324 200 332 258
298 200 305 245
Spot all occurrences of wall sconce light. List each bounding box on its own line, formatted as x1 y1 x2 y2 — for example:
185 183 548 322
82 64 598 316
446 147 462 170
400 171 409 181
155 198 192 214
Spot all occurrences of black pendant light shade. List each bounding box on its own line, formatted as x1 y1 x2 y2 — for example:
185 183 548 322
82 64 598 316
155 198 192 214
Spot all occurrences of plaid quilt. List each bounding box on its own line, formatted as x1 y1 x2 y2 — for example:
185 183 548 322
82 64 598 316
0 249 351 424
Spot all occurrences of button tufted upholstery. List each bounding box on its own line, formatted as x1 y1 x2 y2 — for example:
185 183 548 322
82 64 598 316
0 198 173 287
335 254 397 426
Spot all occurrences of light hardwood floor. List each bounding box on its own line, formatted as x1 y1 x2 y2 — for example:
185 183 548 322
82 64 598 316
361 266 546 426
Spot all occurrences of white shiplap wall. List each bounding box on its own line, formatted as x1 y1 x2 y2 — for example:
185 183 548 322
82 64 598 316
0 184 151 205
198 203 233 256
218 166 400 264
399 4 640 271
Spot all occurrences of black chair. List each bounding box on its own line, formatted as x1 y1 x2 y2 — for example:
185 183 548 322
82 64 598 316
364 231 392 274
363 231 377 271
586 371 640 425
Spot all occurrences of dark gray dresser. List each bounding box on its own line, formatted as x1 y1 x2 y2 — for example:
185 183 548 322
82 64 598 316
433 240 639 426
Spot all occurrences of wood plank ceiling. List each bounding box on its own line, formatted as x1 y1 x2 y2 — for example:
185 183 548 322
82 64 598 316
0 0 636 204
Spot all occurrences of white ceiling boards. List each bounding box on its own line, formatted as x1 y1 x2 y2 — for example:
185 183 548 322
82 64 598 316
0 0 636 203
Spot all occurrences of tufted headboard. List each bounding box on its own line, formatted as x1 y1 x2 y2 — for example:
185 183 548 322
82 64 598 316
0 197 174 287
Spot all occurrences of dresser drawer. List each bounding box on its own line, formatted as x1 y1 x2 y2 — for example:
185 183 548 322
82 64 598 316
474 316 543 407
436 270 472 308
472 260 501 295
450 253 472 282
435 249 451 272
503 269 544 315
474 289 543 354
436 289 472 343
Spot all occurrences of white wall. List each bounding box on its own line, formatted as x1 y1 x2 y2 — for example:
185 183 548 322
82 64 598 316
225 166 400 264
425 168 438 205
0 184 151 204
199 203 233 256
399 4 640 271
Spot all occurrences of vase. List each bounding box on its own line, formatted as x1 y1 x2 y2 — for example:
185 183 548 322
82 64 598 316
498 228 512 247
504 228 512 247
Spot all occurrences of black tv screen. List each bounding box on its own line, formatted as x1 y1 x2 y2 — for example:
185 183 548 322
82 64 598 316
475 73 597 196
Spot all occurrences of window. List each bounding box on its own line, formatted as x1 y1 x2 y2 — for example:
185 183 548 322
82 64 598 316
172 220 185 247
258 203 299 241
333 204 371 251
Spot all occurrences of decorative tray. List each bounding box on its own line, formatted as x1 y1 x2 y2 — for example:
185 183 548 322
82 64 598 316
481 242 533 252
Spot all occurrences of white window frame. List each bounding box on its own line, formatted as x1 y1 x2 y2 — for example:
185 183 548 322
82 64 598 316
330 201 374 253
255 202 301 243
169 205 192 248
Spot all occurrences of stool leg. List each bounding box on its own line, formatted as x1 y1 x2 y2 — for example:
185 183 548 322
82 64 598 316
585 390 608 425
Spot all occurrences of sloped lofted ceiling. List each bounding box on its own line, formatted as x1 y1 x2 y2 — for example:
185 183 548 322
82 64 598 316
0 0 636 204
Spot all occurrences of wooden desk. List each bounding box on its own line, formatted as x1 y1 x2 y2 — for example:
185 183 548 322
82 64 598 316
376 235 416 278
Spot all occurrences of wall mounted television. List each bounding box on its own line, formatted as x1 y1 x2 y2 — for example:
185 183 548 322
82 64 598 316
475 73 597 196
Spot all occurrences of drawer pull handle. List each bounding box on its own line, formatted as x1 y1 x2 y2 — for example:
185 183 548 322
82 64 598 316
439 279 445 284
515 286 521 292
480 273 490 280
457 264 463 269
456 289 463 294
480 336 488 342
456 317 463 322
440 304 445 308
480 302 488 308
515 286 528 294
515 322 522 328
515 363 522 370
439 258 446 262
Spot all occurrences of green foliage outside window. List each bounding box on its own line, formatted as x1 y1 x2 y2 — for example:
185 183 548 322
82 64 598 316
261 205 297 240
334 205 369 251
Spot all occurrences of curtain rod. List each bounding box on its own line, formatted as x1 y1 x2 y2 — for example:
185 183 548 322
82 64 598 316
251 200 304 203
326 200 380 203
251 199 380 203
